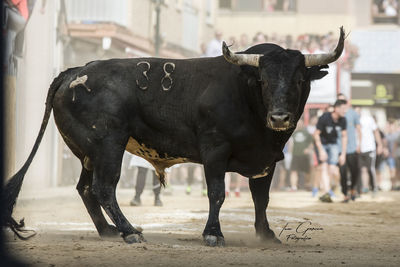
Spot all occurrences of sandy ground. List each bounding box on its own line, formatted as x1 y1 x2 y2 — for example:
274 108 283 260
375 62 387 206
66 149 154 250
4 185 400 266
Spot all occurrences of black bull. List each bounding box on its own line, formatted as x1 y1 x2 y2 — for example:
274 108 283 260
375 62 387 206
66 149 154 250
4 28 345 246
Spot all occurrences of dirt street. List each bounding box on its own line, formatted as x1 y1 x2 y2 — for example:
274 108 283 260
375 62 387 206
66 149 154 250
5 185 400 266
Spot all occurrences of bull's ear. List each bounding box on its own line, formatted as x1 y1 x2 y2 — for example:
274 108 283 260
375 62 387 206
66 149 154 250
307 65 329 81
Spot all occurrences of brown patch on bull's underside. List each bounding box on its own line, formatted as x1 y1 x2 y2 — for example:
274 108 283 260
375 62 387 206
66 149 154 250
125 137 188 185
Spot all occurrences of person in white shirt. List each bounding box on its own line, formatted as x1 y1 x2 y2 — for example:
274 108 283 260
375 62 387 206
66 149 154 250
359 109 383 195
205 31 223 57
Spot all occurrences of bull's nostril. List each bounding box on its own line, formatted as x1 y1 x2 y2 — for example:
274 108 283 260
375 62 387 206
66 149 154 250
282 115 289 122
270 113 290 124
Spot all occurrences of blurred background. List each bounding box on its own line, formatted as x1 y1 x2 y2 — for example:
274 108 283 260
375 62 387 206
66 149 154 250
3 0 400 194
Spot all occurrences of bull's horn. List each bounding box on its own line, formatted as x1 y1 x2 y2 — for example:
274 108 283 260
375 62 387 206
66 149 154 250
304 26 346 67
222 41 261 67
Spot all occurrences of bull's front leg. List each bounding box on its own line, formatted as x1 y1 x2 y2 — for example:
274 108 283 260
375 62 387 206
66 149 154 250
202 145 229 247
203 174 225 246
249 164 281 243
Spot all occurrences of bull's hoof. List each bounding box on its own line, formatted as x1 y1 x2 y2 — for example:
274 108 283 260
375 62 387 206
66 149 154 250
259 233 281 244
264 236 281 244
123 233 146 244
99 225 120 238
203 235 225 247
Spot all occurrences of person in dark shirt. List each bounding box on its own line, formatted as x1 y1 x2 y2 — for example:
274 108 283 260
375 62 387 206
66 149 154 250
314 99 348 202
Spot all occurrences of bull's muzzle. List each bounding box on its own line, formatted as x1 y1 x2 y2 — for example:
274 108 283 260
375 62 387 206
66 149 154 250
267 112 292 131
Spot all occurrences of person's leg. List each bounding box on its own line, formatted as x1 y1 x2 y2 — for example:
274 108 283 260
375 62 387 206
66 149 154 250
290 170 298 191
130 167 147 206
320 145 332 194
367 151 377 193
347 153 360 200
231 173 240 197
328 144 340 196
225 173 232 197
297 155 309 190
339 160 348 199
312 164 321 197
276 162 285 189
388 157 397 189
200 166 207 196
328 164 340 194
186 164 195 194
395 157 400 189
320 162 330 193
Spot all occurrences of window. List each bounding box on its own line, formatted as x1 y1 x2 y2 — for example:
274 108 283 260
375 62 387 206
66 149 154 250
218 0 296 12
219 0 232 9
372 0 399 24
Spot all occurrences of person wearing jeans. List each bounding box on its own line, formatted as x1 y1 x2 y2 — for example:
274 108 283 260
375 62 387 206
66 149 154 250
314 100 348 203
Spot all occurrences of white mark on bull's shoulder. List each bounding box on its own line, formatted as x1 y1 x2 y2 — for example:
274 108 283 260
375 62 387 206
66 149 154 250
252 166 270 179
125 137 188 181
92 125 96 129
69 75 91 101
161 62 175 91
136 61 150 90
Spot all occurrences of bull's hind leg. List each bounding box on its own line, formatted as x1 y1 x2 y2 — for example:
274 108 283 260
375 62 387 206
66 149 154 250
249 164 281 243
76 165 120 238
91 135 144 244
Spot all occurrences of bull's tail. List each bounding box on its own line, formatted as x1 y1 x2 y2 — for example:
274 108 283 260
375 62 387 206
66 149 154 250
2 71 68 239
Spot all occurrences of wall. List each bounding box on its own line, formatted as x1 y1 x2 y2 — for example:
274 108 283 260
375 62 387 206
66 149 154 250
14 1 61 190
215 0 358 41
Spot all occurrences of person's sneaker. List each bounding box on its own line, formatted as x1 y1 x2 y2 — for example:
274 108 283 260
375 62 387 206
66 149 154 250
235 191 240 197
154 196 163 206
341 196 350 203
186 186 192 195
328 190 336 198
130 197 141 206
319 193 333 203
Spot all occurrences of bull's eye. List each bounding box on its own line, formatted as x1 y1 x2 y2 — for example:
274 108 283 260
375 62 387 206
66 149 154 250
261 80 268 87
297 79 304 87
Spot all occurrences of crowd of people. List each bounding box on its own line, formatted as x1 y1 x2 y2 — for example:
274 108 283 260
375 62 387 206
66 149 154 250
273 94 400 203
202 29 359 72
372 0 399 17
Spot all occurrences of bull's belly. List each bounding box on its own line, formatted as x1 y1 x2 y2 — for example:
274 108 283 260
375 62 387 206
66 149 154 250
236 164 273 179
229 154 279 179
